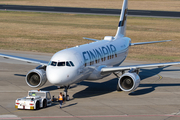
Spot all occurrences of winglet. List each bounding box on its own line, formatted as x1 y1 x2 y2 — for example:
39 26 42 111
115 0 128 39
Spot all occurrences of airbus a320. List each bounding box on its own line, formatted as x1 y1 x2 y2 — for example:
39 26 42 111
0 0 180 100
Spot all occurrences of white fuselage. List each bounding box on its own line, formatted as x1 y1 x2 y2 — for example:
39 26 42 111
46 37 131 86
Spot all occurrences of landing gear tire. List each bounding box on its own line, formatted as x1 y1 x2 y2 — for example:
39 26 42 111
66 95 70 101
117 84 122 91
64 86 70 101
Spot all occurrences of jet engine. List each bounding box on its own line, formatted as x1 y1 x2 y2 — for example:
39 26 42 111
118 72 140 92
25 69 47 87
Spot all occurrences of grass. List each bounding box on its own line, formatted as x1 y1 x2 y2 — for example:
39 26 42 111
0 11 180 62
0 0 180 11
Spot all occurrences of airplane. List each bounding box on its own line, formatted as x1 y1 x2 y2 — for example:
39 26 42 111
0 0 180 101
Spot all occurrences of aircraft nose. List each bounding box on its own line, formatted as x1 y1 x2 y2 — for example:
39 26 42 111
46 66 72 85
46 67 61 84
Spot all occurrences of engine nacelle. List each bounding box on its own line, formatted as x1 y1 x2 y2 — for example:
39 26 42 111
118 72 140 92
26 69 47 87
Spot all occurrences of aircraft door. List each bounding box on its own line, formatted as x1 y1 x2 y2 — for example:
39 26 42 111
75 52 84 74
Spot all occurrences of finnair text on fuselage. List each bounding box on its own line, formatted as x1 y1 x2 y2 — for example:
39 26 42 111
82 44 117 62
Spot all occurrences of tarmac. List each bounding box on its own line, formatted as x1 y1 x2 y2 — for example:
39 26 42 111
0 50 180 120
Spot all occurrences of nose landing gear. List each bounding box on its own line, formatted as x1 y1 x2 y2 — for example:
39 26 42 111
64 86 70 101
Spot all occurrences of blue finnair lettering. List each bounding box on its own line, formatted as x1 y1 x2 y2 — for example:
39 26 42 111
102 47 108 55
86 51 91 60
110 44 116 53
106 45 111 54
82 52 88 62
89 51 96 59
95 49 101 58
82 44 117 62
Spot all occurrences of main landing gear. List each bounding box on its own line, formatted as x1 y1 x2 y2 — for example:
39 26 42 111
113 71 124 91
64 86 70 101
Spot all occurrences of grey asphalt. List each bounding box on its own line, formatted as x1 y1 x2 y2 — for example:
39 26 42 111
0 50 180 120
0 5 180 18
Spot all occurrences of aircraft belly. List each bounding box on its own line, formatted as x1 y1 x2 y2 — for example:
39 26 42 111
70 66 93 84
86 72 111 80
108 47 128 67
86 65 110 80
114 49 128 66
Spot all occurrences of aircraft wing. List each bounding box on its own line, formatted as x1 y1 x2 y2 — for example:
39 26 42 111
0 53 49 66
101 62 180 73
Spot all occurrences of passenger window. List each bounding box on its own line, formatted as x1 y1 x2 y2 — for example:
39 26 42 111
115 54 117 57
101 58 103 62
57 62 65 66
69 61 74 66
112 55 114 58
66 61 71 67
51 61 57 66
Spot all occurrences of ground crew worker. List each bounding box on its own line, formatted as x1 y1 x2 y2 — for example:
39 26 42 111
58 92 63 108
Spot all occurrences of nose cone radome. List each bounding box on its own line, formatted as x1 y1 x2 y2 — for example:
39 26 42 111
46 67 61 84
46 66 73 85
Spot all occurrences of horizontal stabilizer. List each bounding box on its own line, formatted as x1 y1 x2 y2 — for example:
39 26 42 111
83 37 100 42
130 40 171 46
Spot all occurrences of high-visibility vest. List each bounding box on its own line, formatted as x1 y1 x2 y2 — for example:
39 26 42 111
59 95 63 101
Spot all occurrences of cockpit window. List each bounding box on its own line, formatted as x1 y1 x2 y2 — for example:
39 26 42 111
57 62 65 66
48 61 51 66
52 61 74 67
51 61 57 66
69 61 74 66
66 61 71 67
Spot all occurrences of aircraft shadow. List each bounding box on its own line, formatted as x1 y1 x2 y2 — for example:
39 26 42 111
138 66 177 80
139 67 180 81
73 66 180 98
40 84 78 91
129 83 180 96
14 74 26 77
73 80 180 98
73 78 118 98
41 86 59 91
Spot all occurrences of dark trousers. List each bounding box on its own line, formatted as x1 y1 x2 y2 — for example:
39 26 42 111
59 100 63 108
